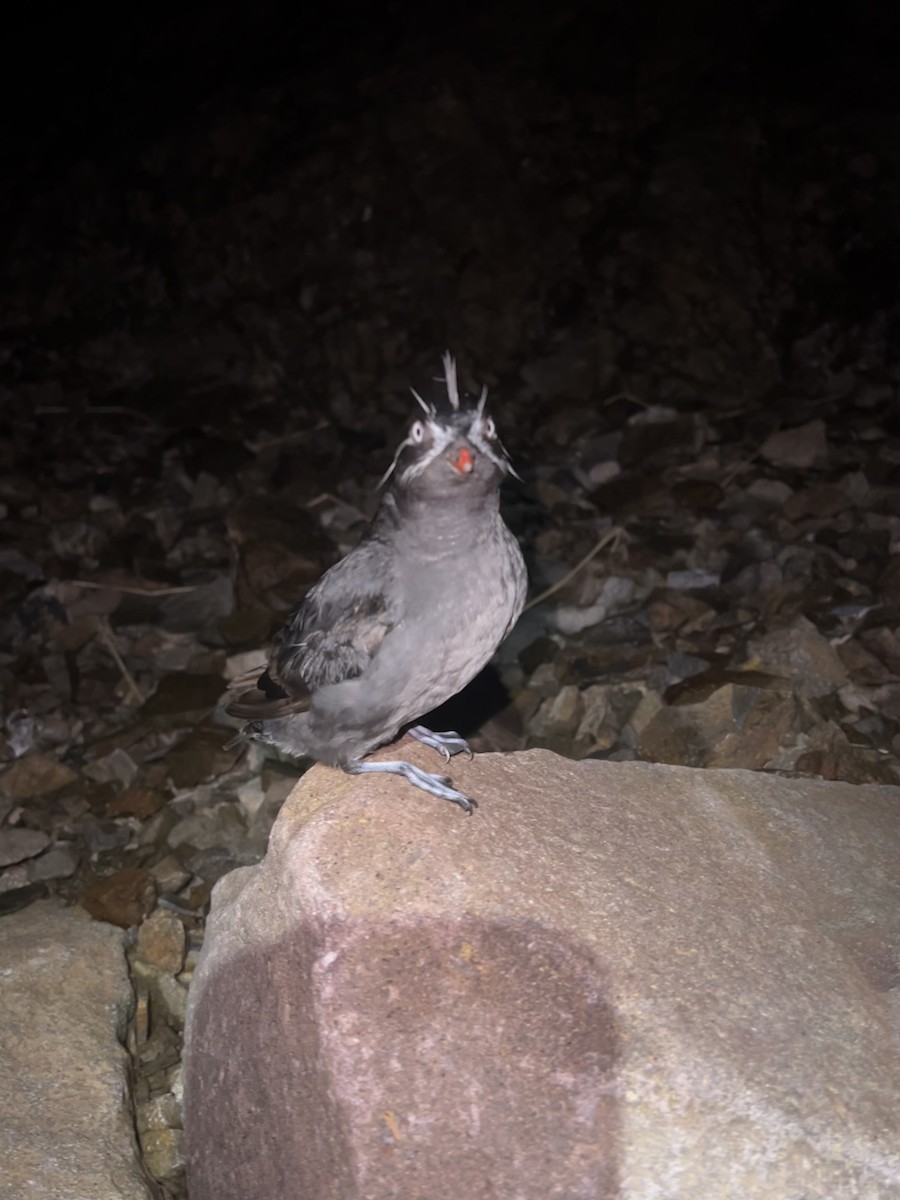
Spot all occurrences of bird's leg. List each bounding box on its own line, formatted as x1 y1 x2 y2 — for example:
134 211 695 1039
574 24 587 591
347 759 475 814
407 725 473 762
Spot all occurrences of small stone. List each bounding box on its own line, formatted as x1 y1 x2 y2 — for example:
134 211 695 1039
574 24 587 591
836 639 889 686
168 803 247 853
136 909 186 974
83 747 139 789
4 710 42 758
860 627 900 676
82 868 157 929
0 827 50 868
587 459 621 486
139 1025 182 1076
136 1092 182 1133
183 846 243 884
783 481 854 521
665 656 713 692
665 568 720 590
27 842 80 882
0 753 77 799
179 880 213 911
149 854 191 894
575 686 610 742
626 691 664 737
163 725 238 788
237 779 266 818
139 1127 186 1181
81 817 134 856
81 779 119 816
646 590 715 633
526 661 562 696
759 419 828 469
793 727 899 787
106 786 169 820
0 864 29 895
553 577 636 634
131 960 189 1029
530 686 584 739
747 616 848 698
639 681 797 770
746 477 793 506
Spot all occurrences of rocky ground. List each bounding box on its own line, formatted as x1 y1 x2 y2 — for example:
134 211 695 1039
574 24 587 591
2 4 900 1193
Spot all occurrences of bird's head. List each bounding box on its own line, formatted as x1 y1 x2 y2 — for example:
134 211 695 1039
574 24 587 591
379 353 518 503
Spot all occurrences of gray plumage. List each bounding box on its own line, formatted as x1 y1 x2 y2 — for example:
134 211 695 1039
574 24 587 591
227 354 527 812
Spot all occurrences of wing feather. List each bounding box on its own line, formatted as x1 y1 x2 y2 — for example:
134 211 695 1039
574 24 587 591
225 587 396 721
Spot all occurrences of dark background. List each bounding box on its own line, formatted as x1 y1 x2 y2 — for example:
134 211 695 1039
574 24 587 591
3 0 900 565
3 0 900 427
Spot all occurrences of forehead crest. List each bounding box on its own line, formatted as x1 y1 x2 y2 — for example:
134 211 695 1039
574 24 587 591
442 351 460 410
411 351 466 418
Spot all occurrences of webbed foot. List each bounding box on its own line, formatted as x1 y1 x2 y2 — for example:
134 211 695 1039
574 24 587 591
408 724 473 763
348 758 475 814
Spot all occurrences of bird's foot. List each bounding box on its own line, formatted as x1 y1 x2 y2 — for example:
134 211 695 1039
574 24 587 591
348 759 475 814
407 724 473 763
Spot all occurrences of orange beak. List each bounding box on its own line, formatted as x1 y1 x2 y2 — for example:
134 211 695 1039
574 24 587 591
452 447 475 475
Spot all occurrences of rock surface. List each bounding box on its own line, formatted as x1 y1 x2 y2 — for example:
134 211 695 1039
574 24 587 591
0 901 153 1200
184 746 900 1200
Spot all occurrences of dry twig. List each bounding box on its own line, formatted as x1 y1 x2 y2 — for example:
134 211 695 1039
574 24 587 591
721 452 758 489
96 619 144 704
67 580 198 596
523 526 625 613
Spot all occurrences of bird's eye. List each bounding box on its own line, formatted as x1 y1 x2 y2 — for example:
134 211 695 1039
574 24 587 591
484 416 496 438
410 421 426 443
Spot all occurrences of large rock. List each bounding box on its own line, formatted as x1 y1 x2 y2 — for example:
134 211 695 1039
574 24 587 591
184 746 900 1200
0 901 152 1200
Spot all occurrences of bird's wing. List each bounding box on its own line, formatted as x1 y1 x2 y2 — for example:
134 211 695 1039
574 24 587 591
225 548 398 721
272 591 395 689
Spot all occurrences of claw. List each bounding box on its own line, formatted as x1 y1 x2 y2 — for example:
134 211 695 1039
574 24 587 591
408 725 473 761
348 758 476 814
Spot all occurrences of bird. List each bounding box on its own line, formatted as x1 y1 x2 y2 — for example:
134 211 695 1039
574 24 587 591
226 353 527 813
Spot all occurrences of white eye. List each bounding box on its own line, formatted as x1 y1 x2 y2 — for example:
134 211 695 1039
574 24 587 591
410 420 426 443
484 416 496 438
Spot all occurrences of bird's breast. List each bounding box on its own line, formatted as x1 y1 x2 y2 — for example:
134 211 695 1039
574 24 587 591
383 520 526 712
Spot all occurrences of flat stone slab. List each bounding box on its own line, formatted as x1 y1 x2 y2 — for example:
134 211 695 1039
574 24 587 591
0 901 152 1200
184 747 900 1200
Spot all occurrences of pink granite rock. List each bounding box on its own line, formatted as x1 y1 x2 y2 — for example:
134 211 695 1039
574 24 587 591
184 743 900 1200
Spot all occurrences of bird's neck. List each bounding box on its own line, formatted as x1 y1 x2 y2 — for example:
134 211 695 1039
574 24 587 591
375 488 501 543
